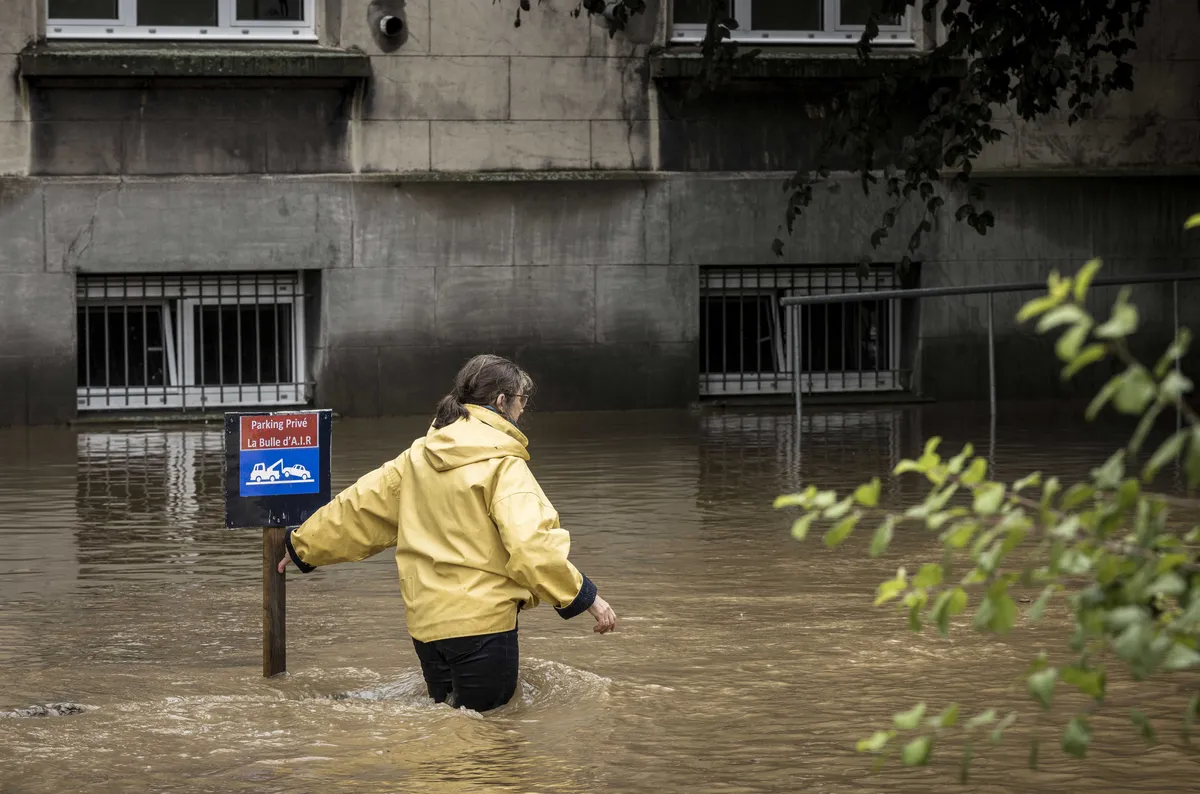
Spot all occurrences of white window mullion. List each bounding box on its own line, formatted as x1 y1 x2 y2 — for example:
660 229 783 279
118 0 137 27
218 0 233 28
735 0 752 33
825 0 838 33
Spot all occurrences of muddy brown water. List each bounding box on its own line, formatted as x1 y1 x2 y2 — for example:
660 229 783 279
2 404 1198 793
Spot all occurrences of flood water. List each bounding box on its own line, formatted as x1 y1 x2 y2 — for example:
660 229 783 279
2 403 1198 793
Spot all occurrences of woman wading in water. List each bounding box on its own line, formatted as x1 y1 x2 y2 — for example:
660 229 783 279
279 354 617 712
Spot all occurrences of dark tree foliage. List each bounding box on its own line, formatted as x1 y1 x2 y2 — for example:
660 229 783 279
552 0 1153 269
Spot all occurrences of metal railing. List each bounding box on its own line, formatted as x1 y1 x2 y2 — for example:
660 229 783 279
781 272 1200 422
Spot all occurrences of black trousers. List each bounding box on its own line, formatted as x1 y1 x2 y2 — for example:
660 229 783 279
412 628 519 713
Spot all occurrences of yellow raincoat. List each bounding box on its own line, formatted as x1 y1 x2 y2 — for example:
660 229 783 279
284 404 595 643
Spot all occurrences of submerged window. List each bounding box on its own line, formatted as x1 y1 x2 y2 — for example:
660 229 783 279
76 273 310 412
672 0 911 44
47 0 315 40
699 266 905 396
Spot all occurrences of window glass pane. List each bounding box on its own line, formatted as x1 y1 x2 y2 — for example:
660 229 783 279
137 0 217 26
77 305 166 389
841 0 904 26
194 304 293 386
673 0 732 25
236 0 304 21
750 0 821 31
49 0 118 19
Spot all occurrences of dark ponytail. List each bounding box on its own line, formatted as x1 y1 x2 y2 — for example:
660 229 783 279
432 354 535 429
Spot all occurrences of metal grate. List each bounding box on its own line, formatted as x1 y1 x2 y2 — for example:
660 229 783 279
76 273 310 412
699 266 906 397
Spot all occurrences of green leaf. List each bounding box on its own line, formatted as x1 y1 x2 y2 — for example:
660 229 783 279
894 702 927 731
1037 303 1088 334
1160 370 1194 402
1184 693 1199 743
1187 427 1200 489
901 735 932 766
1155 328 1192 379
973 483 1006 515
1143 430 1186 483
961 457 988 486
959 742 973 784
943 521 977 549
1012 472 1041 493
1086 374 1122 421
1091 450 1126 490
774 492 811 509
1058 549 1092 576
1113 368 1156 414
946 443 974 475
1131 710 1156 744
931 703 959 729
913 563 944 589
1027 585 1056 622
990 712 1018 745
1062 666 1106 699
812 490 837 509
1148 572 1186 598
1055 322 1092 363
875 567 908 606
976 593 1018 634
1017 294 1062 324
967 709 997 729
824 512 860 548
1095 290 1139 339
856 729 895 753
869 516 895 558
824 495 854 520
1062 344 1107 380
790 513 817 541
1028 667 1058 709
1185 213 1200 230
854 477 881 507
1061 483 1096 510
1061 716 1091 758
1073 258 1102 302
1162 643 1200 672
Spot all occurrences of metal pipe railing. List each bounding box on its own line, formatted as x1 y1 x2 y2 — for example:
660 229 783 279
784 271 1200 426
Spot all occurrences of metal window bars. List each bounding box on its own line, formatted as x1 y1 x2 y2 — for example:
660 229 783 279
76 272 310 413
699 265 903 398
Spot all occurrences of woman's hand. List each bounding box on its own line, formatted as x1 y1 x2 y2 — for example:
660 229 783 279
277 555 290 574
588 595 617 634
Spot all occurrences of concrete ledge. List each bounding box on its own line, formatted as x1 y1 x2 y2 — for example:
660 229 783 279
18 42 372 81
650 47 966 82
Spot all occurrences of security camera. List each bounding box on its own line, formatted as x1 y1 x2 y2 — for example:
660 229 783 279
379 15 404 36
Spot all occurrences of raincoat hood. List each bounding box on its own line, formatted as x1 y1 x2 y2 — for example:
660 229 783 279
422 404 530 472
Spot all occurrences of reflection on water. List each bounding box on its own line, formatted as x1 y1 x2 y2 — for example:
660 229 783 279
1 404 1198 793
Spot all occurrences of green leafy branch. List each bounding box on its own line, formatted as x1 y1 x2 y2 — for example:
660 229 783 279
775 216 1200 779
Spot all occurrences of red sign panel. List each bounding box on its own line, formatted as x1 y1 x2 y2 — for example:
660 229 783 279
240 412 319 451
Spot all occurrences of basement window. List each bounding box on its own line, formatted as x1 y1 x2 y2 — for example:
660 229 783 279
47 0 316 40
700 265 904 396
76 273 311 412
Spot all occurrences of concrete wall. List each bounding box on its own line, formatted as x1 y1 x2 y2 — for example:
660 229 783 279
0 0 1198 424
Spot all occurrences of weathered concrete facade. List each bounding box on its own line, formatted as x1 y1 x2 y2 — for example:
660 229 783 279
0 0 1198 425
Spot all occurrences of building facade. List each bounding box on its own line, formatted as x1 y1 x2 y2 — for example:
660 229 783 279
1 0 1198 425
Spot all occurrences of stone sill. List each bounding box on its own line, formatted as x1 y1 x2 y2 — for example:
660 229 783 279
18 41 371 81
650 47 966 82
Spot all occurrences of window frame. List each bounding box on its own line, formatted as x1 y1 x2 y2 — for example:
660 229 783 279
46 0 318 41
76 274 310 412
671 0 914 45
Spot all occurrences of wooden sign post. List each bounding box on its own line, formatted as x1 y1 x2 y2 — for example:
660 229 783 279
224 409 332 678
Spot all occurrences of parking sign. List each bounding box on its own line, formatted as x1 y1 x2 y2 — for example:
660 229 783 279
224 409 332 529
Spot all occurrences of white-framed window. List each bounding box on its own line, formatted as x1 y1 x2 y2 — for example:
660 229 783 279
699 266 904 397
46 0 317 41
672 0 912 45
76 273 311 412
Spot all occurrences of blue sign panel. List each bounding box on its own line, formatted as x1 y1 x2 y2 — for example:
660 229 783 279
224 409 333 529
